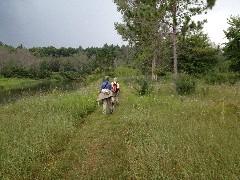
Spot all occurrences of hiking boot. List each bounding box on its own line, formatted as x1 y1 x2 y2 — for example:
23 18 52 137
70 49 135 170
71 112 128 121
110 109 113 114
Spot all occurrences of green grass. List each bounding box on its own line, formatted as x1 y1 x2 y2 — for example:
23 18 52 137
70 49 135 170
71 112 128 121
0 78 240 179
0 82 98 179
0 77 38 91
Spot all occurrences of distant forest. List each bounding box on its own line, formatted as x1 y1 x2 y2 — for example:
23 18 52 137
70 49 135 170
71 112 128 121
0 43 133 80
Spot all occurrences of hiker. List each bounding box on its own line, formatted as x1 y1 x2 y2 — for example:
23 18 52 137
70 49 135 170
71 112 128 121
97 76 113 114
111 77 120 106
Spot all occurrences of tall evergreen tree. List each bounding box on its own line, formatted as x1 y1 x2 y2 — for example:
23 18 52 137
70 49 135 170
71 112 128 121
114 0 166 80
223 15 240 72
163 0 216 85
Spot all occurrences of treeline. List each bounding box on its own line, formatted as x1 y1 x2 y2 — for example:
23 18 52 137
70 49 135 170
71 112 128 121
0 15 239 83
0 43 133 80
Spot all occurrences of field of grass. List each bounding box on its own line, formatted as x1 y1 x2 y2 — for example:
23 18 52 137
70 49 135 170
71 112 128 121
0 81 98 179
0 77 240 179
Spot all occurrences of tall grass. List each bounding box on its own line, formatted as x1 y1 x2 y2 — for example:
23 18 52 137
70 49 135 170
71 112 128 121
36 78 240 179
1 77 240 179
0 82 99 179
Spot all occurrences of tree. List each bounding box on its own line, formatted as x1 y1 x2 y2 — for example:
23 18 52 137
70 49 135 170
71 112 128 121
17 44 24 49
114 0 165 80
114 0 216 82
163 0 216 85
223 15 240 72
39 59 50 78
178 33 218 75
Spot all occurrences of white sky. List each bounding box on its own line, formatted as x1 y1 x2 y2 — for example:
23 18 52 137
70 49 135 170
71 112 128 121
201 0 240 45
0 0 239 48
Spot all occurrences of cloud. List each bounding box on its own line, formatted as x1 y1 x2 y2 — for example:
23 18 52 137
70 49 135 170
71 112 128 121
0 0 124 48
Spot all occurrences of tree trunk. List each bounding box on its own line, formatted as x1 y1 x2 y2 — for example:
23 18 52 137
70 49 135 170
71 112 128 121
172 3 178 87
152 52 157 81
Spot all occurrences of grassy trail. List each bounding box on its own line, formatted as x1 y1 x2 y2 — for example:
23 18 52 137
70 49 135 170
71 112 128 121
45 85 134 179
46 81 240 179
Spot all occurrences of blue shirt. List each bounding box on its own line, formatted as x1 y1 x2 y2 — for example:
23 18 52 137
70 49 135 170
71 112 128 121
100 81 112 90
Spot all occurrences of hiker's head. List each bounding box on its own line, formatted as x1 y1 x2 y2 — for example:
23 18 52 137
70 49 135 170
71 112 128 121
103 76 109 82
114 77 117 82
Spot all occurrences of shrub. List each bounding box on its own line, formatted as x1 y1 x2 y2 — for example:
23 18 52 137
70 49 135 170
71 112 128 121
176 74 196 95
134 77 152 96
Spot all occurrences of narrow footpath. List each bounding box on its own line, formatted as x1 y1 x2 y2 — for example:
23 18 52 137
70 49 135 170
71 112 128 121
46 85 136 179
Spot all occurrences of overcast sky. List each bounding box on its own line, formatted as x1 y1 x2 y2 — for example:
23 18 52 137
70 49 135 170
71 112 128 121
0 0 239 48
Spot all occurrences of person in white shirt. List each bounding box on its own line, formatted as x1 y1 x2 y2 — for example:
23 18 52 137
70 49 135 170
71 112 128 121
111 77 120 106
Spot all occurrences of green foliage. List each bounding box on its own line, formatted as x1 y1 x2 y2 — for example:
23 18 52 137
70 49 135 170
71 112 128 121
114 66 140 77
1 66 38 79
205 72 240 85
0 43 129 81
114 0 163 75
29 46 79 58
178 33 219 75
39 60 51 78
85 44 120 72
155 67 167 77
49 58 60 72
114 0 217 80
134 77 152 96
223 15 240 72
176 73 196 95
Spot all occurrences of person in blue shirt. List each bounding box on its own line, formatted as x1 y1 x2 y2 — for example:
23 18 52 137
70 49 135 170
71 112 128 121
97 76 113 114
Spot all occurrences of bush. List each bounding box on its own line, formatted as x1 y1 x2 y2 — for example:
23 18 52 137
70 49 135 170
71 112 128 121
1 67 37 79
134 77 152 96
176 74 196 95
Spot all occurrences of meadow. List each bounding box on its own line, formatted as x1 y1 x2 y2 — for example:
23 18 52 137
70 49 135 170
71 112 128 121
0 75 240 179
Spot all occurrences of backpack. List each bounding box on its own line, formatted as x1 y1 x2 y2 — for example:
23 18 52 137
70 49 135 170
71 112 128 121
112 83 118 93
